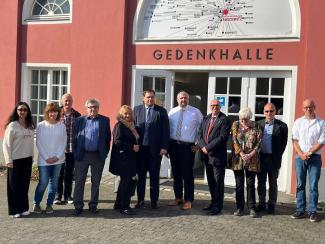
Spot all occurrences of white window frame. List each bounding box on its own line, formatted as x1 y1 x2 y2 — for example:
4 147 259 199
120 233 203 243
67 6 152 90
21 63 71 124
22 0 73 25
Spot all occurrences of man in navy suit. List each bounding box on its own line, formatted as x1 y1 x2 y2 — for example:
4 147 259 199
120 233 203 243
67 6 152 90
72 98 111 215
197 99 231 215
134 89 170 209
256 103 288 214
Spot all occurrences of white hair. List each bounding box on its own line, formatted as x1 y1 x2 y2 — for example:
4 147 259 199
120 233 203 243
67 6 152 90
238 107 253 120
85 98 100 107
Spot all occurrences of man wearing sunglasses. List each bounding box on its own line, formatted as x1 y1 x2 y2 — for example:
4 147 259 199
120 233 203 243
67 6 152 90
256 103 288 214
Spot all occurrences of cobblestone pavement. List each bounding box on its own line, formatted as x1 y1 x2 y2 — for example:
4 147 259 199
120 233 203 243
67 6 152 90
0 174 325 244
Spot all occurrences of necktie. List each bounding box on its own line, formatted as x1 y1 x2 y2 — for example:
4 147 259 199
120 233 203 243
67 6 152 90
206 116 216 143
176 109 184 140
146 107 151 123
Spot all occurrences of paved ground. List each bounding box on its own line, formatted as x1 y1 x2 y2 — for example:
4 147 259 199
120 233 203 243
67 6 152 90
0 173 325 244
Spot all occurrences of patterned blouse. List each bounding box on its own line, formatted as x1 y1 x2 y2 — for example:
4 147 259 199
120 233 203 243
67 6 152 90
231 120 262 172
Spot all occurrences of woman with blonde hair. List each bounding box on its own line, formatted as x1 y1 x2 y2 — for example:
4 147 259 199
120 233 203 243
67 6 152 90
33 102 67 214
109 105 140 215
231 107 262 217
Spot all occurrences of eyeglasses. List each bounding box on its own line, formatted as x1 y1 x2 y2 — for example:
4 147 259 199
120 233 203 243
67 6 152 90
17 108 27 112
210 104 220 107
304 106 314 109
87 106 98 109
264 110 274 113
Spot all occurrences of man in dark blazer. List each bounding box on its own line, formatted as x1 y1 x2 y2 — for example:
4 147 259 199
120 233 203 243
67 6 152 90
72 98 111 216
134 89 170 209
256 103 288 214
197 99 231 215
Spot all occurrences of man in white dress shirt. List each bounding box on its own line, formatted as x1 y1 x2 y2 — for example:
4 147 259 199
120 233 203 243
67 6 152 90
291 99 325 222
168 91 203 210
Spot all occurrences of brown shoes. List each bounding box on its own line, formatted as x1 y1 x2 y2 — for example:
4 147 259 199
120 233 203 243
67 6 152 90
168 198 184 206
182 201 192 210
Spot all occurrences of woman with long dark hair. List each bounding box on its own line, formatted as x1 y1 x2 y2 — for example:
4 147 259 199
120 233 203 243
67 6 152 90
3 102 35 218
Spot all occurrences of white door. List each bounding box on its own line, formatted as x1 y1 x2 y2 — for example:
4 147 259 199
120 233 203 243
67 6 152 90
132 69 174 178
208 71 291 190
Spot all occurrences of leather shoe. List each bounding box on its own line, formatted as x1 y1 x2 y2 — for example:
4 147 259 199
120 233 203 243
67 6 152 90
202 204 213 211
135 201 145 209
266 207 275 215
151 202 160 209
73 208 83 216
233 209 244 216
113 203 120 210
120 209 136 215
89 206 99 214
207 208 221 215
255 204 266 212
168 198 183 206
182 201 192 210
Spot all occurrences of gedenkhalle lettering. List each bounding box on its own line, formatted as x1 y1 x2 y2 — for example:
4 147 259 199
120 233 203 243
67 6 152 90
153 48 273 61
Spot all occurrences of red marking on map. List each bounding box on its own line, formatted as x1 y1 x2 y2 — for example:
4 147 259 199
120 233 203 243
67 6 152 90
223 9 229 15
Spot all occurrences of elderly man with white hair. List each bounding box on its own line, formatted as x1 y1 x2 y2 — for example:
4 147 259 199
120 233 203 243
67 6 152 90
72 98 111 216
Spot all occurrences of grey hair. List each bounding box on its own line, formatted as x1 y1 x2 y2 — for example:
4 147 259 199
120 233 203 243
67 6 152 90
177 90 189 99
85 98 100 107
238 107 253 120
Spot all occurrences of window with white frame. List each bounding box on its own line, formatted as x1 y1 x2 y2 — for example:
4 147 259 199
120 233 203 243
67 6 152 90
142 76 166 107
30 69 69 124
23 0 72 24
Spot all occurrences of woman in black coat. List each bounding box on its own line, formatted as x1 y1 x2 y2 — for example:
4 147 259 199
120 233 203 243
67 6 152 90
109 105 140 215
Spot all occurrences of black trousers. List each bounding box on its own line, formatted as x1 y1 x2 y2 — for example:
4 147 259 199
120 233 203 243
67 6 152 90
169 141 195 202
136 146 162 204
206 164 225 210
57 152 75 199
115 176 134 210
234 169 257 210
257 154 279 208
7 157 33 215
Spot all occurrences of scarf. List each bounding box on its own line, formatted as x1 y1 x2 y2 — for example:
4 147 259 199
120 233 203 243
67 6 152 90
118 117 140 143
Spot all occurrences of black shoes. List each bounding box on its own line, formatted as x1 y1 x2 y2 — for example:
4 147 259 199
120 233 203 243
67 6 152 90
207 208 221 216
202 204 213 211
135 201 145 209
73 208 83 216
255 204 266 212
291 211 305 219
120 208 136 215
89 206 99 214
249 209 258 218
151 202 160 209
309 213 319 223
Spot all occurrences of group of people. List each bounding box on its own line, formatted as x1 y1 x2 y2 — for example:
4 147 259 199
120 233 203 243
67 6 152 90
2 90 324 222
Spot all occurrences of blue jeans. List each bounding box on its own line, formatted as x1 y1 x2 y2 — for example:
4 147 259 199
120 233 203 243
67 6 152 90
34 164 63 206
295 155 322 214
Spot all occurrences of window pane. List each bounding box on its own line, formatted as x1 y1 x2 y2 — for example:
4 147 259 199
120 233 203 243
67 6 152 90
52 86 59 100
53 71 60 85
40 8 49 15
229 77 241 94
228 97 240 113
228 115 239 126
31 101 38 115
31 70 39 84
40 70 48 84
155 94 165 107
61 86 68 95
61 2 70 13
56 0 67 5
271 98 284 115
215 77 227 94
40 86 47 99
271 78 285 96
155 77 165 92
32 2 43 15
31 85 38 99
39 101 47 115
256 78 269 95
62 71 68 85
255 97 268 114
32 115 38 125
143 76 153 91
255 116 265 122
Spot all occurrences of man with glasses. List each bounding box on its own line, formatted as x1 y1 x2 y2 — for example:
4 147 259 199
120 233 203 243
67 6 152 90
197 99 231 215
291 99 325 222
72 98 111 216
256 103 288 214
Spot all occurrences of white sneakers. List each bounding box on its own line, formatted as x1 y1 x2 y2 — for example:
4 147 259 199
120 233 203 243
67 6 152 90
11 211 30 218
21 211 30 216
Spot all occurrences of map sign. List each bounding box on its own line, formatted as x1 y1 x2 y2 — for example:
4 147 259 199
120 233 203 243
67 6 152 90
139 0 297 40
